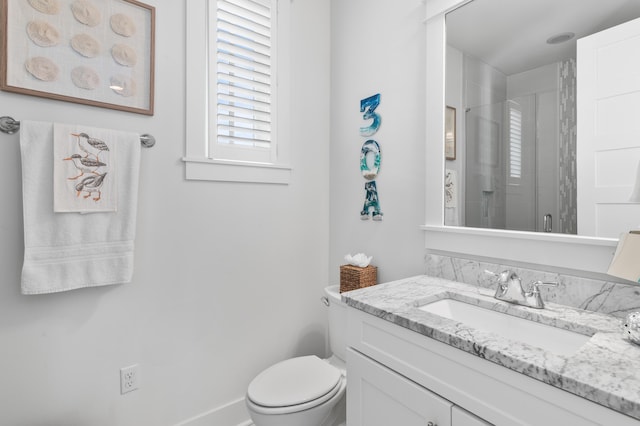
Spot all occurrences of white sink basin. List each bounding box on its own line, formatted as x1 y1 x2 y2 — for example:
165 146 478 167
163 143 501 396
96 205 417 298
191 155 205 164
418 298 591 356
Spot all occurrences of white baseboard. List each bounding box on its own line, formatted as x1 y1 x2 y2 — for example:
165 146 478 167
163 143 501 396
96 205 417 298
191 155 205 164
175 396 252 426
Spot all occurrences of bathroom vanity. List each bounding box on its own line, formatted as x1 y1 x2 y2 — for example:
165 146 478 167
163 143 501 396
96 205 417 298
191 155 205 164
343 276 640 425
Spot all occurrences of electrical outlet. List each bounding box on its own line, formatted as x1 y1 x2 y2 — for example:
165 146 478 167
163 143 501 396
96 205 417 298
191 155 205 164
120 364 140 394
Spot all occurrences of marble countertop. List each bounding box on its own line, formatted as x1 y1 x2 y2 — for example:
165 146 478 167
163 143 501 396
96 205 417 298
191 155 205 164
342 275 640 420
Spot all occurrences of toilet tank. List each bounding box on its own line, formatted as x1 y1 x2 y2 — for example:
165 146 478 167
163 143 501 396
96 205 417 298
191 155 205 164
324 285 347 362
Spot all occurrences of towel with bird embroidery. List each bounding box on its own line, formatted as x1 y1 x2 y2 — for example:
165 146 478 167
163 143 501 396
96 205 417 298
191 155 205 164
54 124 117 212
20 121 141 294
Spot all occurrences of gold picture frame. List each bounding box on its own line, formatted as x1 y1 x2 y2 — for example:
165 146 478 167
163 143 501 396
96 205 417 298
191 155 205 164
445 105 456 160
1 0 155 115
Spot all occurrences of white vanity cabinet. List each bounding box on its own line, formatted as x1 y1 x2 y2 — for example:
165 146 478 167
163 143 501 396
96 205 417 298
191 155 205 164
348 347 490 426
346 306 639 426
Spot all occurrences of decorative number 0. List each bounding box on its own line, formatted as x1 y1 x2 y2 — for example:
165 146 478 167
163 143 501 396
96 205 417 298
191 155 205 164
360 140 381 180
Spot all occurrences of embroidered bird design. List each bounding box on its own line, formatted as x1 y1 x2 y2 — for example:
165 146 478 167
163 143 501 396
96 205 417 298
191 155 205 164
72 132 110 160
64 153 106 180
75 173 107 201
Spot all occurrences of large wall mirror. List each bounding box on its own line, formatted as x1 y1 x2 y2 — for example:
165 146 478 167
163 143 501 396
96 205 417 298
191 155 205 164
444 0 640 236
422 0 640 276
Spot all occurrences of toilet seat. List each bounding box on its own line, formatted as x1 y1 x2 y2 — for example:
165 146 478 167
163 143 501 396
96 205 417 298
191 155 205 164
247 355 344 415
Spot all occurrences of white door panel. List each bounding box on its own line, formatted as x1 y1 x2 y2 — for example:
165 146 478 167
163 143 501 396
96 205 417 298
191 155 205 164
577 17 640 237
595 35 640 98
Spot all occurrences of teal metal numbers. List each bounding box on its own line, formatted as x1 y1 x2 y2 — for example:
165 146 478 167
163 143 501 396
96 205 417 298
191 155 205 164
359 93 383 221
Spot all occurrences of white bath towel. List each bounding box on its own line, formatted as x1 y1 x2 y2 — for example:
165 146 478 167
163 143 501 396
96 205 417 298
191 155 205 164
20 120 141 294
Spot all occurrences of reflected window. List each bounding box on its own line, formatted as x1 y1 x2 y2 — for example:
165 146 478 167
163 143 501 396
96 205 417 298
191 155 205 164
508 101 522 181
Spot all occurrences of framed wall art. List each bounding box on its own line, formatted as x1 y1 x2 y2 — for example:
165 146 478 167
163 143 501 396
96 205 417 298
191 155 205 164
1 0 155 115
445 105 456 160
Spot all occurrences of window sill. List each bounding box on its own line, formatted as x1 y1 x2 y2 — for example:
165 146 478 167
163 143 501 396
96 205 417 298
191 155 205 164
182 157 291 184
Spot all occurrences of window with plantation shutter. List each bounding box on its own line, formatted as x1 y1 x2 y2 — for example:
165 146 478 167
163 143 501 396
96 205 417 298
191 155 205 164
214 0 273 158
508 102 522 181
184 0 291 184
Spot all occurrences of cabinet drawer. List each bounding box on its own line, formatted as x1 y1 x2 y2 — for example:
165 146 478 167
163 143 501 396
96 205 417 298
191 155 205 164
347 347 452 426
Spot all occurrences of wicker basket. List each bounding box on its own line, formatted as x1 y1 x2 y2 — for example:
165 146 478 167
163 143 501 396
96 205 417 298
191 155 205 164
340 264 377 293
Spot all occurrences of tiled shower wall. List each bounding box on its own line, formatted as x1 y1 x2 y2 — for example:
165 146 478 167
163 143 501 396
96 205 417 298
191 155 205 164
425 253 640 320
559 58 577 235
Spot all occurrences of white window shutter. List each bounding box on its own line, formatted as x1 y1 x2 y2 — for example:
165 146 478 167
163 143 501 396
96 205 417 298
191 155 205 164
215 0 273 152
508 102 522 180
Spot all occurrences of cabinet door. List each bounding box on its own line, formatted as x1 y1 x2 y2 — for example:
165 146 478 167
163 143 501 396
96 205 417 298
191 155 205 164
347 348 452 426
452 406 493 426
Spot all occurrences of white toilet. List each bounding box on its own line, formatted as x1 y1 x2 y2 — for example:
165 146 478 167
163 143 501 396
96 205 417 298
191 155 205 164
245 285 347 426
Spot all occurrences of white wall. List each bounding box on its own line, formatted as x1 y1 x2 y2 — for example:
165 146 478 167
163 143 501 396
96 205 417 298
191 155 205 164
0 1 330 425
445 46 464 226
329 0 427 283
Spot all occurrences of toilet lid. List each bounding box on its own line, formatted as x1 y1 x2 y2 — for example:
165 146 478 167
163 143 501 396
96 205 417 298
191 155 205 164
247 355 342 407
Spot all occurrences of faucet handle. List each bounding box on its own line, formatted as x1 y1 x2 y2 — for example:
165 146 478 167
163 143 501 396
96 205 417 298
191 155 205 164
529 280 558 294
526 281 558 309
484 269 516 284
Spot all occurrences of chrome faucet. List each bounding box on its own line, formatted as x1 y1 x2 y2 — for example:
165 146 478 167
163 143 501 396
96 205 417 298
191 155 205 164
485 270 558 309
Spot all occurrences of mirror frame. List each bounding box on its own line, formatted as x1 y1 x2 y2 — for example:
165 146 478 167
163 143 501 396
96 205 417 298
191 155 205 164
422 0 617 275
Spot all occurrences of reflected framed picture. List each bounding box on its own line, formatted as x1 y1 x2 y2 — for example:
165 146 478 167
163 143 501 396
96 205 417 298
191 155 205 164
445 106 456 160
1 0 155 115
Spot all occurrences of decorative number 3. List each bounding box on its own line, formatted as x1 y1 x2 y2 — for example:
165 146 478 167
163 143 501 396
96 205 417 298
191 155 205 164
360 93 381 137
